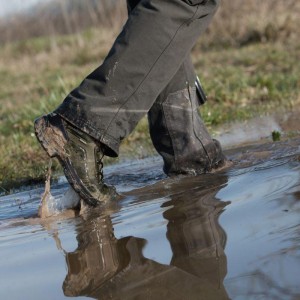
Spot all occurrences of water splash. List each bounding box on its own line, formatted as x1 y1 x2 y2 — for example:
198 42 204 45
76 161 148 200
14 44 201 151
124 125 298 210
38 161 80 218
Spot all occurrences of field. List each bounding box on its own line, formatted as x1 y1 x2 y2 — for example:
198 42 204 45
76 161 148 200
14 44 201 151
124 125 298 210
0 0 299 192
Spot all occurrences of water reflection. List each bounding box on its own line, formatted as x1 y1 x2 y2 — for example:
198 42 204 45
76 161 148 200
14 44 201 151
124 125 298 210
61 175 230 299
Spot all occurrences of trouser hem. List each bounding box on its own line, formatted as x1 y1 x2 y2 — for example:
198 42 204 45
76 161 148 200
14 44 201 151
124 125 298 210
55 109 120 157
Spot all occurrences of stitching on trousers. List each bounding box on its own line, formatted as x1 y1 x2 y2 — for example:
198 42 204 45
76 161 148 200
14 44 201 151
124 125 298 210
162 93 180 172
187 87 212 167
101 4 199 140
162 93 180 168
162 87 196 171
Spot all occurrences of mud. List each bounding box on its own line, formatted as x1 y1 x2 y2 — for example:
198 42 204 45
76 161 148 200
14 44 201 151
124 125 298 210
0 136 300 299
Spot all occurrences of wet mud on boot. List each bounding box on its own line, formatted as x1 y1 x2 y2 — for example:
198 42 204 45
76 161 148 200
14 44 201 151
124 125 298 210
34 113 118 206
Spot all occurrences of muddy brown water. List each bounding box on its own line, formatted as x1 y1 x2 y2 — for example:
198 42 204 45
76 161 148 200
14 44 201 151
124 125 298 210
0 137 300 300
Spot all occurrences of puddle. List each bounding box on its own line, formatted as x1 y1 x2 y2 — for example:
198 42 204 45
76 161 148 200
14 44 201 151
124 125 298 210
0 138 300 299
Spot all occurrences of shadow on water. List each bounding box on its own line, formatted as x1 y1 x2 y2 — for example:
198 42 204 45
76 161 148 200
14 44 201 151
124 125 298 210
0 137 300 299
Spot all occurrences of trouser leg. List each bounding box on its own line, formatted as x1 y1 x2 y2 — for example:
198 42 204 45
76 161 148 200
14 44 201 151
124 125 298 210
126 0 141 13
148 57 225 175
54 0 220 157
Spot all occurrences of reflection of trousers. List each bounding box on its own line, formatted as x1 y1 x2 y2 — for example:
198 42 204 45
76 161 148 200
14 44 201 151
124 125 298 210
55 0 221 173
63 184 230 299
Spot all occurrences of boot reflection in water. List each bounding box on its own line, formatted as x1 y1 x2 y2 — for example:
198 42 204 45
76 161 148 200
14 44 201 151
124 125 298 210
62 178 230 299
62 216 126 297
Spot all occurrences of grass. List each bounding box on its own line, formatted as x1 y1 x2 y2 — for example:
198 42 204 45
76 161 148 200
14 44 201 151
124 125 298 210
194 42 300 126
0 1 300 193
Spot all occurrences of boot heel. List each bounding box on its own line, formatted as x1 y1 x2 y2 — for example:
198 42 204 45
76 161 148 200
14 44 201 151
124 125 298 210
34 117 58 158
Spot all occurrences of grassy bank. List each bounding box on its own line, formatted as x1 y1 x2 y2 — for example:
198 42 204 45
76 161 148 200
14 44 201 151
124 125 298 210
0 1 300 192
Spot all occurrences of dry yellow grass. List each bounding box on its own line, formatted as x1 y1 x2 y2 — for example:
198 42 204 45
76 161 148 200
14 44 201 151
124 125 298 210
1 0 299 48
199 0 300 48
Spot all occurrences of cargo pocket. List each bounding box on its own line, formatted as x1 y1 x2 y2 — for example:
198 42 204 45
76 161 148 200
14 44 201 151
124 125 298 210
183 0 209 5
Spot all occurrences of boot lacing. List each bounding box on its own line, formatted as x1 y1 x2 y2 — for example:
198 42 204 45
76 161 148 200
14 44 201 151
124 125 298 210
96 148 104 185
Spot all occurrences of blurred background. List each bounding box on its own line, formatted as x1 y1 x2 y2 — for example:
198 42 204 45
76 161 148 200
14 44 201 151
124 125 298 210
1 0 299 48
1 0 299 49
0 0 299 190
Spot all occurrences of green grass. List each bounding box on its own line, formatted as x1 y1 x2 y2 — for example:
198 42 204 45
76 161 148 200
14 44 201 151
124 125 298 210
0 29 299 192
194 43 299 126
